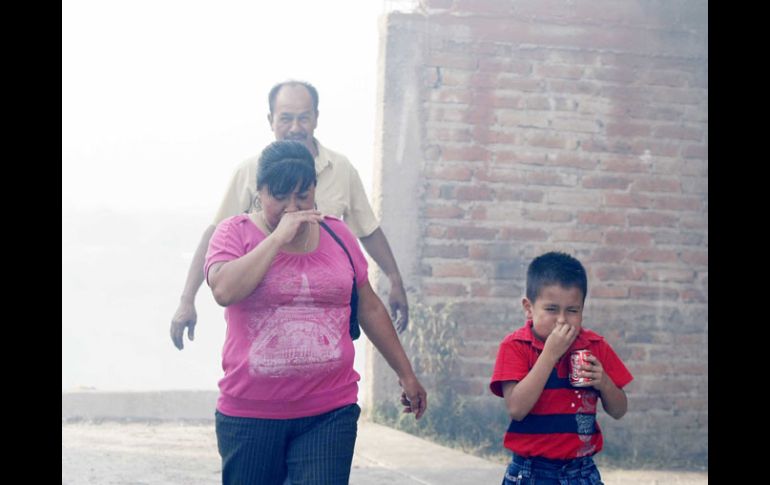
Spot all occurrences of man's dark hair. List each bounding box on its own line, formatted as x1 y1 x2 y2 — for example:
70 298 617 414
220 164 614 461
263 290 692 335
268 80 319 115
257 140 317 197
526 251 588 303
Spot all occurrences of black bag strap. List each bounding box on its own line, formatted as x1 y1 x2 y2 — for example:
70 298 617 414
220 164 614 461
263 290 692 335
319 221 356 279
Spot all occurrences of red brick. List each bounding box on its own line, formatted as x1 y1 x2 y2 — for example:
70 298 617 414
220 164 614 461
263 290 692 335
680 215 707 230
679 250 708 266
499 227 549 241
632 140 680 157
423 282 468 297
605 231 653 246
628 249 679 263
647 86 706 106
524 96 552 110
651 195 703 211
548 79 599 95
424 205 465 219
432 262 482 278
441 145 491 162
586 248 626 263
627 212 678 227
425 164 474 181
469 206 487 220
605 122 652 138
426 224 447 238
629 286 679 301
646 269 696 283
478 57 532 75
526 171 573 186
427 53 479 70
429 88 474 105
548 190 602 207
426 126 473 143
474 168 526 184
551 228 603 243
683 144 708 159
604 192 654 209
445 226 499 240
588 66 638 83
497 110 550 129
427 106 466 123
546 152 598 170
527 133 568 149
536 64 585 80
591 286 629 299
422 244 469 259
471 284 524 298
680 289 707 303
653 125 705 142
480 94 523 110
495 188 544 202
581 175 632 190
598 157 650 173
468 243 517 260
522 209 575 223
551 117 600 134
439 68 474 87
469 283 491 297
451 185 495 201
594 265 644 281
497 77 544 92
578 211 626 225
631 178 682 193
673 334 708 345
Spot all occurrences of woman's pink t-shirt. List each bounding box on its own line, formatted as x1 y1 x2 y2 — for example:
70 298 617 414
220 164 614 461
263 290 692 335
204 215 368 419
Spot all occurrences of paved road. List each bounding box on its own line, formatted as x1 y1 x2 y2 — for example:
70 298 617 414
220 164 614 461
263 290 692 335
62 420 707 484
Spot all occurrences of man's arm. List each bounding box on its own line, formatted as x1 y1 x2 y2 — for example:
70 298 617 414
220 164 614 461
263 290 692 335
359 227 409 333
170 224 216 350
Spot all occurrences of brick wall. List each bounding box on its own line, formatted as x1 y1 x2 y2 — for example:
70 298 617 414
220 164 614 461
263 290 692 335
369 0 707 468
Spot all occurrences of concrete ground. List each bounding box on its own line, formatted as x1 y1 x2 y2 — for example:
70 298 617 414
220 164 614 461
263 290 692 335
62 420 707 485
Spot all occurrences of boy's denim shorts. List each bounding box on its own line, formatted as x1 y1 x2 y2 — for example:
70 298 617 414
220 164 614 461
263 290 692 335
501 453 604 485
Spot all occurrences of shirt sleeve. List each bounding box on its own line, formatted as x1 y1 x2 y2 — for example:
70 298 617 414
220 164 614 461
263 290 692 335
489 337 531 397
593 341 634 389
212 159 257 225
343 163 380 238
204 218 247 285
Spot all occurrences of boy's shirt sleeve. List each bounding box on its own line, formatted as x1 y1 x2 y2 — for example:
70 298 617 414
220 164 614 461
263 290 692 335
594 341 634 389
489 335 531 397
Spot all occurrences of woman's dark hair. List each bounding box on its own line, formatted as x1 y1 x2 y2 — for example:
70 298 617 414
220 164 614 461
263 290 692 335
526 251 588 303
257 140 317 197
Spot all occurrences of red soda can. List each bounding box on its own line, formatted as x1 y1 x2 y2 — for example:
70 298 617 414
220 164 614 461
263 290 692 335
569 349 593 387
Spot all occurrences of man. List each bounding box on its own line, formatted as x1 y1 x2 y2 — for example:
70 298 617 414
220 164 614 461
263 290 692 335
170 80 409 349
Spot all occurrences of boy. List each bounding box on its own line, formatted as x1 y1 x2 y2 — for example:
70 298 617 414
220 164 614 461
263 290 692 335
489 252 633 484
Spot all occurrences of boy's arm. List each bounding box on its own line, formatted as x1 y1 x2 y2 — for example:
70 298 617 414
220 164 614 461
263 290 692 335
503 322 578 420
583 353 628 419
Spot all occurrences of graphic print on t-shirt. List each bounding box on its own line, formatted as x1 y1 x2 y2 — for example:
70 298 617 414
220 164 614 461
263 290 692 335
575 388 598 457
247 272 346 378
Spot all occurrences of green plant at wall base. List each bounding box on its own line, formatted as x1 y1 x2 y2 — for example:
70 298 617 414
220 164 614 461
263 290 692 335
372 301 511 462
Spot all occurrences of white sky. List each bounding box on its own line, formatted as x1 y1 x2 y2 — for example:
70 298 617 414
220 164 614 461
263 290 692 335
62 0 417 391
62 0 390 214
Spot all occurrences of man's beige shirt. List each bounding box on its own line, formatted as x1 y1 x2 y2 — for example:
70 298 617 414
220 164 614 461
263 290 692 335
212 139 379 238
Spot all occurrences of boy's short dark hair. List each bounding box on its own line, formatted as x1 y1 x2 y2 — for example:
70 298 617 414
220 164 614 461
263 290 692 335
526 251 588 303
257 140 317 197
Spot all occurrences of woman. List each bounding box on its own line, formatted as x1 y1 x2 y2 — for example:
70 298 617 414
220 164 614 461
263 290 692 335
205 140 427 485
